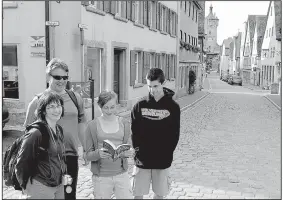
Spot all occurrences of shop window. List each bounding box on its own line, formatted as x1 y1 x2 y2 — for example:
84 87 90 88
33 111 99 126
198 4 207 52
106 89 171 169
3 45 18 99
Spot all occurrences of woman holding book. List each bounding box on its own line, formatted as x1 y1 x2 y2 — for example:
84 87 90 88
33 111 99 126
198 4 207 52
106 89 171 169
84 90 134 199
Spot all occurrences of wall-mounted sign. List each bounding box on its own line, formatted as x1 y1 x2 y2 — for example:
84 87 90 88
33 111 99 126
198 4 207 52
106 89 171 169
46 21 60 26
30 36 46 57
78 23 88 29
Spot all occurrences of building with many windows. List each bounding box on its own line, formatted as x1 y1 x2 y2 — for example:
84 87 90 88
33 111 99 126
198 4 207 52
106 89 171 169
261 1 281 94
3 1 179 119
178 1 202 97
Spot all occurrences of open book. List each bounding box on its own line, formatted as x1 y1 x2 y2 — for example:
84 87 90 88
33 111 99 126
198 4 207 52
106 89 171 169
103 140 131 161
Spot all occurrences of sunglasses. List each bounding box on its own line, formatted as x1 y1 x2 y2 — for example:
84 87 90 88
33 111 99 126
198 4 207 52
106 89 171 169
50 74 69 80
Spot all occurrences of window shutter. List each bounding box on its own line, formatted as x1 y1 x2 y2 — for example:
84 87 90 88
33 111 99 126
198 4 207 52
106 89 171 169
143 52 150 83
81 1 89 6
103 1 110 12
168 10 171 35
152 53 156 68
140 1 144 24
166 54 169 80
165 7 169 33
147 1 151 27
110 1 116 15
156 3 160 30
144 1 148 26
130 51 136 86
175 12 178 36
131 1 136 22
139 52 144 83
152 2 156 29
126 1 131 20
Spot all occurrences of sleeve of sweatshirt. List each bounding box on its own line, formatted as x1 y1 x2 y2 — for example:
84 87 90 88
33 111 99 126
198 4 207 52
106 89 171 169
131 103 141 150
15 129 41 189
170 103 181 152
85 121 101 161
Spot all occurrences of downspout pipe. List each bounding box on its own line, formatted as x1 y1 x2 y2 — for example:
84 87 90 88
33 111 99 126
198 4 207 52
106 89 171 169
45 1 50 88
45 1 50 66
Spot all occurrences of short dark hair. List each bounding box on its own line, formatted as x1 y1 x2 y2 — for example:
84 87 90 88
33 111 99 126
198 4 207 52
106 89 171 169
36 91 64 122
97 90 118 108
146 68 165 84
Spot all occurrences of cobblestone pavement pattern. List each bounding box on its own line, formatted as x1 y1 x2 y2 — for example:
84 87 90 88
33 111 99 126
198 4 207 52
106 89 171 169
3 93 281 199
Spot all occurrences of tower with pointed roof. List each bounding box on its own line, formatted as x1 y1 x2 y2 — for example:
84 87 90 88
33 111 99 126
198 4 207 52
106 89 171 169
204 4 220 71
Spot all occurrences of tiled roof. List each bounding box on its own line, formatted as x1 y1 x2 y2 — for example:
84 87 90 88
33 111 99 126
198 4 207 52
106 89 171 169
255 15 268 57
274 1 282 40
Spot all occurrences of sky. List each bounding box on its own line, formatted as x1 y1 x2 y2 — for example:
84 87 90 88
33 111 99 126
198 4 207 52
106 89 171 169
205 1 270 45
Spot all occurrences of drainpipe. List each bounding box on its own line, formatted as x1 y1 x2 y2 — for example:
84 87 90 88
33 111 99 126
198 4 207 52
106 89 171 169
45 1 50 66
175 1 180 99
45 1 50 88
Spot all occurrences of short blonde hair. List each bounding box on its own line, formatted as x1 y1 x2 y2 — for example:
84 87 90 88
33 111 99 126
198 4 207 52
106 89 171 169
97 90 118 108
46 58 69 74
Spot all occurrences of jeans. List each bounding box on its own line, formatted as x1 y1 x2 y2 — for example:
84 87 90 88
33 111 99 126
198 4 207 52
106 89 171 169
23 178 64 199
64 156 79 200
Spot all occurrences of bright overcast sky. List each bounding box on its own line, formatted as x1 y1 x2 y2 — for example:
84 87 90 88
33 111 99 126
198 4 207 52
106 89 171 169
205 1 270 45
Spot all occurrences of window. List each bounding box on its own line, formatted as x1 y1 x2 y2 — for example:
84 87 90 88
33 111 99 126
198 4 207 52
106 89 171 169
135 52 143 84
172 12 177 36
192 5 194 20
189 2 191 16
149 53 155 69
184 32 187 42
135 1 143 24
149 1 152 27
3 45 19 99
89 1 103 10
270 6 272 16
269 28 271 37
188 35 191 44
116 1 126 18
184 1 186 12
180 30 183 40
266 30 268 38
86 47 102 97
272 27 274 36
195 9 197 22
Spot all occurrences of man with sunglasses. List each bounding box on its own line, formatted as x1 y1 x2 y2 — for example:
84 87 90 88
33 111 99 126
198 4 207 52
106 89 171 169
24 58 87 200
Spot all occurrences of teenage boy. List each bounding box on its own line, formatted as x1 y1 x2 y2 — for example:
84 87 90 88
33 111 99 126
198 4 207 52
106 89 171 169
131 68 181 199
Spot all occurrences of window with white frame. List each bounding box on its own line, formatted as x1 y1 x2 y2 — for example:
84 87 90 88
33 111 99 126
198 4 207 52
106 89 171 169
150 53 155 69
3 44 19 99
116 1 126 18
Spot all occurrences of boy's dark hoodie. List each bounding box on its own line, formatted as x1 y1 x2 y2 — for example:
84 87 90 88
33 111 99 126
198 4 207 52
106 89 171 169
131 87 180 169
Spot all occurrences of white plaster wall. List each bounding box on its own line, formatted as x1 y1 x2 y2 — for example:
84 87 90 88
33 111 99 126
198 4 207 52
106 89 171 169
3 2 46 108
81 6 177 102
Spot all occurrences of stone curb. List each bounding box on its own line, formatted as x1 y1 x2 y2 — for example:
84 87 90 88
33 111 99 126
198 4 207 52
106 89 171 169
264 95 281 111
181 92 211 112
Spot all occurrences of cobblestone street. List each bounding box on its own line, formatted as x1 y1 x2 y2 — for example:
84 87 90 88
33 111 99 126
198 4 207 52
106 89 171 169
3 74 281 199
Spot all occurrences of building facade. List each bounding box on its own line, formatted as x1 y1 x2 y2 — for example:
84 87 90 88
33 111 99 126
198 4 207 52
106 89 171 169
251 16 267 86
219 37 233 76
178 1 202 97
3 1 179 118
261 1 281 94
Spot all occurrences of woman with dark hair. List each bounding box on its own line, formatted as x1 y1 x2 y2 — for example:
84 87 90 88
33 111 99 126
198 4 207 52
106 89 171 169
15 91 68 199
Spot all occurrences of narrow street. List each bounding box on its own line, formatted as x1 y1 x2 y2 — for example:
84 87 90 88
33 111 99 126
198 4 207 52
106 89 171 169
3 73 281 199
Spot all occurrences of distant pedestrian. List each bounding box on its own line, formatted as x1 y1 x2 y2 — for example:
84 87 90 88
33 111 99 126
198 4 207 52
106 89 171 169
131 68 181 199
84 91 135 199
24 58 87 200
16 92 67 199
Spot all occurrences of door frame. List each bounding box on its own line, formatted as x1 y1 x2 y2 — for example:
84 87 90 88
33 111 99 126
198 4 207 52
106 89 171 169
111 42 129 105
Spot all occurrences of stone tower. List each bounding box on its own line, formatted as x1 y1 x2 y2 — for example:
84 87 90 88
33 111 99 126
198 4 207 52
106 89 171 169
205 4 219 53
204 4 220 71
